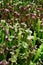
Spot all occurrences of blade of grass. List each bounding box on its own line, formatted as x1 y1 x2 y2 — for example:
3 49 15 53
33 31 36 46
33 43 43 62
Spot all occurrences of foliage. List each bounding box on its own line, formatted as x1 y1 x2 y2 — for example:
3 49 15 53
0 0 43 65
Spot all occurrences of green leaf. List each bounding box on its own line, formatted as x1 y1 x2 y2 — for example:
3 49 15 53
33 43 43 62
33 31 36 46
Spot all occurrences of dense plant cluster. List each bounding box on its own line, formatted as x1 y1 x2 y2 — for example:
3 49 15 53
0 0 43 65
